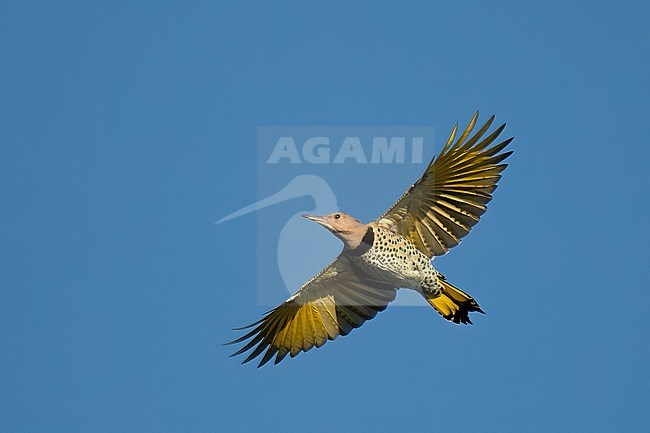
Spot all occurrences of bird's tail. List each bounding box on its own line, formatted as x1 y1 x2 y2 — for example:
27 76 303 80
424 277 484 325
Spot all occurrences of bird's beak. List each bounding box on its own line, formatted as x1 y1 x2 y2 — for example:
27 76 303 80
302 214 330 228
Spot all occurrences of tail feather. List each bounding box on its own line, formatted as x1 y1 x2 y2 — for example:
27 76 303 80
425 277 484 325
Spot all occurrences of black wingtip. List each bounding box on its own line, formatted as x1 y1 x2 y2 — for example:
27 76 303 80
232 318 264 331
257 356 273 368
501 137 515 147
493 122 506 136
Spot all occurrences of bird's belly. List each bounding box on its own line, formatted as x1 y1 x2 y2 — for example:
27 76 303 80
351 249 425 289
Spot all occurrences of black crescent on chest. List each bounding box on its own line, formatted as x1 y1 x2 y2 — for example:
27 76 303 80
347 226 375 257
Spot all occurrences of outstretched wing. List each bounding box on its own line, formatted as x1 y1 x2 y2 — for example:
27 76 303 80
227 255 398 367
377 112 513 258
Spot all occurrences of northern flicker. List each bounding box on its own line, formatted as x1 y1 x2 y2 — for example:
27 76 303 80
227 112 513 367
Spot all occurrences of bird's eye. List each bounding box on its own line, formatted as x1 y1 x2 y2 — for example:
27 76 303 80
334 214 341 219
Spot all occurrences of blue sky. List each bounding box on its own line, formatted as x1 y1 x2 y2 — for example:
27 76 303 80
1 1 649 432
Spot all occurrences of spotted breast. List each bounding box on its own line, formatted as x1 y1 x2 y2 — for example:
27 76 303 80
347 225 443 295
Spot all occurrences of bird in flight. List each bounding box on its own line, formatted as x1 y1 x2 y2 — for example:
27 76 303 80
227 112 514 367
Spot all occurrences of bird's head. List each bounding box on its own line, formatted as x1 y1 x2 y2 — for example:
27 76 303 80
302 212 369 250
